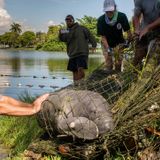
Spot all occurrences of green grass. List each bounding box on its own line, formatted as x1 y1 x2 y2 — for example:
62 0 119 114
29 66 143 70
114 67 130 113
0 93 63 159
0 94 43 156
0 116 43 155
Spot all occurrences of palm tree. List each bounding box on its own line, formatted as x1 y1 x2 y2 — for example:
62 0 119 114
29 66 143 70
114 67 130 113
9 22 22 47
10 22 22 34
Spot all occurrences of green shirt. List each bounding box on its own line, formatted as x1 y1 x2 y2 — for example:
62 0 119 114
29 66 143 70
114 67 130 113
97 12 130 48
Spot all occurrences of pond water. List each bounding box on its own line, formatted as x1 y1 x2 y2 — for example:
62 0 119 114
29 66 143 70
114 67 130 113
0 49 103 99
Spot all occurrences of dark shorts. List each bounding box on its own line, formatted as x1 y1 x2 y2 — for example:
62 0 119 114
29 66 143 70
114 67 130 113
67 55 88 72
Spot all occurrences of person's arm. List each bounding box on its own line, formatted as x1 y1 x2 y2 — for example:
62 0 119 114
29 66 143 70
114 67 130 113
101 36 111 60
101 36 109 50
133 15 141 35
126 30 132 42
97 16 111 55
147 17 160 30
133 0 142 34
87 31 97 49
83 27 97 50
59 29 68 42
0 102 36 116
0 94 49 116
139 17 160 39
121 13 132 42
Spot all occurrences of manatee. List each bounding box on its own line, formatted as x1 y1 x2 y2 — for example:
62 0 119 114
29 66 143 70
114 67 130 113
38 89 114 140
57 116 99 140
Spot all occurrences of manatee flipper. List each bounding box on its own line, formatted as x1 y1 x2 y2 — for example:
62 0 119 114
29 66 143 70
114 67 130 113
57 117 99 140
94 113 114 134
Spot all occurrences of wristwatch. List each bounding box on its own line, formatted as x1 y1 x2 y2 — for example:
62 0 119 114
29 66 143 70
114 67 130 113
107 48 112 53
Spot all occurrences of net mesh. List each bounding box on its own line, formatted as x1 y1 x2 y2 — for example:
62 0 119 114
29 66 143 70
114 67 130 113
35 38 160 159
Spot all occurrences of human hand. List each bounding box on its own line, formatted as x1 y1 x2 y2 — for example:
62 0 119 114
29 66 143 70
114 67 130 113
33 93 49 113
139 26 149 40
134 29 140 36
132 32 140 42
103 47 113 57
60 29 69 34
91 48 96 53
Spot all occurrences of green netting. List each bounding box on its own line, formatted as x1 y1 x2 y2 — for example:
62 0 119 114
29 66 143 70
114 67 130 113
34 38 160 159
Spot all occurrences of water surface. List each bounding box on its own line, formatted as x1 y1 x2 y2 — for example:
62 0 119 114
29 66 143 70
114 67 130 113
0 49 103 98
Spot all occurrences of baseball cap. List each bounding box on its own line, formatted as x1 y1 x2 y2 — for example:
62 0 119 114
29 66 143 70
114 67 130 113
103 0 116 12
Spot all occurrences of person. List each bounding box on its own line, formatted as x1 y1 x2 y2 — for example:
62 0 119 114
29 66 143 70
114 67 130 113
133 0 160 67
59 15 97 82
97 0 132 72
0 89 114 140
0 94 49 116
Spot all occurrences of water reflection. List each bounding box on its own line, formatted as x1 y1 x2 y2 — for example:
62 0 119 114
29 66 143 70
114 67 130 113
0 49 103 98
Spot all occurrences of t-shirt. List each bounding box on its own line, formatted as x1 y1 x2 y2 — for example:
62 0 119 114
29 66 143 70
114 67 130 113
97 12 130 48
134 0 160 28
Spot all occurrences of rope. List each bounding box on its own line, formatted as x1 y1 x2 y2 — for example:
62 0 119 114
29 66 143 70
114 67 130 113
0 74 67 80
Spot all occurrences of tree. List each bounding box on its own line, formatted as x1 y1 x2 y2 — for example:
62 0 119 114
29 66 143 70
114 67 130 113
10 22 22 34
0 32 20 47
47 25 60 42
8 22 22 47
36 32 46 43
19 31 36 47
77 15 99 42
41 25 66 51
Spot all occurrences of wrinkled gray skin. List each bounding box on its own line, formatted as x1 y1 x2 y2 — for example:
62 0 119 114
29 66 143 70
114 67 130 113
40 89 114 140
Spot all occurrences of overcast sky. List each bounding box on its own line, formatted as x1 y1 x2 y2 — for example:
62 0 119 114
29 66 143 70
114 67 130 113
0 0 134 34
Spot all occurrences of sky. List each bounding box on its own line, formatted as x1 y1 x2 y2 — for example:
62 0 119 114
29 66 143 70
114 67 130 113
0 0 134 34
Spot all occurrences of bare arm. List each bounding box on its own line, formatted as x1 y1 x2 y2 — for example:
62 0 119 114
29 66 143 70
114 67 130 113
87 31 97 49
0 102 35 116
133 0 142 35
133 15 141 34
126 30 132 42
101 36 109 49
139 17 160 39
83 27 97 49
0 94 49 116
147 17 160 30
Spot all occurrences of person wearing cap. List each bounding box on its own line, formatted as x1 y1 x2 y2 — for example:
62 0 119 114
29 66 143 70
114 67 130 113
97 0 132 72
133 0 160 67
59 15 97 83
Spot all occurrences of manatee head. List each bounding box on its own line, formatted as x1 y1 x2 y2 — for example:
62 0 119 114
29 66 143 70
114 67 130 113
57 116 99 140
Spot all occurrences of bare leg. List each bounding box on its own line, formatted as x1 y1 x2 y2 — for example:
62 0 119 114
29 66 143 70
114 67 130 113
73 70 84 81
77 67 85 80
73 68 85 83
73 71 79 81
0 93 49 116
115 53 123 72
105 55 113 70
103 52 113 70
